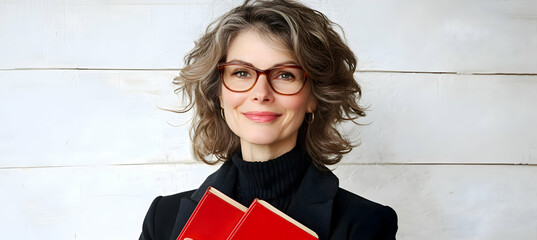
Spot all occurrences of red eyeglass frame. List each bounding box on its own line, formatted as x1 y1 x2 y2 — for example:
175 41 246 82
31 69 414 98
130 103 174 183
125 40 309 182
216 62 308 96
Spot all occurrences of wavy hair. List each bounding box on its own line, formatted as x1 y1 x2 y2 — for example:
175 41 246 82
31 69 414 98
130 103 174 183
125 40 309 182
173 0 366 167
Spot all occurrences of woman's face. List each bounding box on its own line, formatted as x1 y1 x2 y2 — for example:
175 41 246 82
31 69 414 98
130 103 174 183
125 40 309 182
219 30 315 156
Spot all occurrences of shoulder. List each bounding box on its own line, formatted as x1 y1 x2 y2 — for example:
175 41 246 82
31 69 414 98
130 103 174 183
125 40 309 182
139 190 196 240
333 188 396 218
331 188 398 239
154 190 196 218
155 190 196 212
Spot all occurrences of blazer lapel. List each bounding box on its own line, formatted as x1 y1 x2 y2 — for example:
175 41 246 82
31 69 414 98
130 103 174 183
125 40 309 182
170 197 198 240
170 161 238 240
287 165 339 240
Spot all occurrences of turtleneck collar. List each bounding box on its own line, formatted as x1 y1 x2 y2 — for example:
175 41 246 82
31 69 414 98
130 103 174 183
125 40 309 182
231 146 311 212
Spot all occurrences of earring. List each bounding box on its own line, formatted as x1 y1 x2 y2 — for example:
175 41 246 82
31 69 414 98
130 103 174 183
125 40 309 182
220 108 225 120
306 112 315 124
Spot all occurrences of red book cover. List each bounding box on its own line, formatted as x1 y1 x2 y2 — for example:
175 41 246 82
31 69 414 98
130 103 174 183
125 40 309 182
227 199 319 240
176 186 248 240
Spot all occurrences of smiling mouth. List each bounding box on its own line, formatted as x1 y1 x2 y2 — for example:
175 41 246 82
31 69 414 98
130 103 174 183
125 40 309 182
243 111 282 123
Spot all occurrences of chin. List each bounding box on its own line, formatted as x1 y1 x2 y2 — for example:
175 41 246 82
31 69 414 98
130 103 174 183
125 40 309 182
241 130 285 145
243 136 278 145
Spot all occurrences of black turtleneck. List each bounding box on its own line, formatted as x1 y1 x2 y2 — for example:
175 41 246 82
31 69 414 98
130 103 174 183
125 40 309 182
231 146 311 212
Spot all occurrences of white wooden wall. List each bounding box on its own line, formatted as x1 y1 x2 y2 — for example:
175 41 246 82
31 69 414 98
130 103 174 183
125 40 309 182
1 0 536 239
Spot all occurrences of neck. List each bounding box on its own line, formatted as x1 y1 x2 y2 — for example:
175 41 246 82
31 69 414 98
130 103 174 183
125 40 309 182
240 136 297 162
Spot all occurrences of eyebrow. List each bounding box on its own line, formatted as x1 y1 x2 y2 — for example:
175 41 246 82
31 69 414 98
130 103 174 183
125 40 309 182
226 59 299 69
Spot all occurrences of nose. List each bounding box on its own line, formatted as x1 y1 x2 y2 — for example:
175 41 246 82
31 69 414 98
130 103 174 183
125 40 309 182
250 73 274 103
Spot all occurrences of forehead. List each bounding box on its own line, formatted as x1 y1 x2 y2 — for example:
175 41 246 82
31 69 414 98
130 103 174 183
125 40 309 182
226 30 296 68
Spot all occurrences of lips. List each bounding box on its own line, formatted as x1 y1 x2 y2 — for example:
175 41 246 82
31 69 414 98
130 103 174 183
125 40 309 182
243 111 282 123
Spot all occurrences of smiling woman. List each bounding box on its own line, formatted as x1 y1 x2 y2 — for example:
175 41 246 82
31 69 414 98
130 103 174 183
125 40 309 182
139 0 397 239
219 30 316 161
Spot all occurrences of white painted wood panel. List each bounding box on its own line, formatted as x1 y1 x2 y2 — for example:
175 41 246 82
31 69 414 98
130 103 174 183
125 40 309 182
333 164 537 240
0 70 193 167
0 0 230 69
1 164 535 239
344 72 537 164
0 163 219 240
1 0 535 73
2 71 536 167
317 0 537 73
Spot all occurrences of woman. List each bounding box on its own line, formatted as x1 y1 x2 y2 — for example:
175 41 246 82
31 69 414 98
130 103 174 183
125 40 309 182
140 0 397 239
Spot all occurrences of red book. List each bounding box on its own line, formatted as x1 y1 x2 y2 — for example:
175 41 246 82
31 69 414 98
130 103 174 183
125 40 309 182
176 187 248 240
227 199 319 240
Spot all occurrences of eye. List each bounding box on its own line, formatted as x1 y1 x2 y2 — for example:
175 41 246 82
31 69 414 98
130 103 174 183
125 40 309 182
277 72 295 80
232 70 252 78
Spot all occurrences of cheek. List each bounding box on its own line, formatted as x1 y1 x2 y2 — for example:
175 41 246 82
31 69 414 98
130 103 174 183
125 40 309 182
280 97 310 128
288 98 309 111
220 89 248 133
220 89 244 109
286 92 313 114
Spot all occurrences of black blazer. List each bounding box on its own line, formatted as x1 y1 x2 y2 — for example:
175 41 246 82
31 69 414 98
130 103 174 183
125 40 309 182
139 161 398 240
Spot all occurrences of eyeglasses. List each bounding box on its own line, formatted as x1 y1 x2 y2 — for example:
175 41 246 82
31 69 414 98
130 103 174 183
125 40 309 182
217 62 307 95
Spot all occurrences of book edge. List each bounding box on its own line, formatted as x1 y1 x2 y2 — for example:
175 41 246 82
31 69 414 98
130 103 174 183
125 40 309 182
256 199 319 238
208 187 248 212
